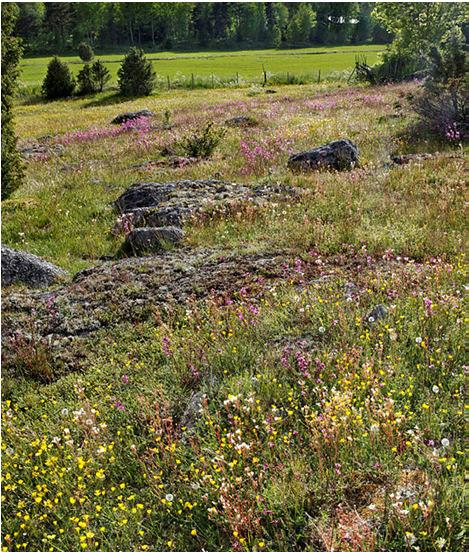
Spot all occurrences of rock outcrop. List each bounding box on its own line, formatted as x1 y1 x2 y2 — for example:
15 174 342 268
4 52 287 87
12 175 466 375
288 139 359 171
2 246 68 288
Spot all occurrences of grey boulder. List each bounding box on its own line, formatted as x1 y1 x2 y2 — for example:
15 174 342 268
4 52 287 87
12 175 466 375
124 227 184 256
2 245 67 288
111 109 154 125
288 139 359 171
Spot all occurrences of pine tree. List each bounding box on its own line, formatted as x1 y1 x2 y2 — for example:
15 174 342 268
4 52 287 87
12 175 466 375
117 47 156 97
1 3 24 200
91 60 111 92
76 63 96 95
42 57 75 100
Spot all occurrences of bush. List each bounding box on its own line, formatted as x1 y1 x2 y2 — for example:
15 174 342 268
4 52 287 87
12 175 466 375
1 3 24 200
78 42 94 62
355 51 423 84
413 28 468 142
178 122 226 159
42 56 75 100
117 47 155 97
91 60 111 92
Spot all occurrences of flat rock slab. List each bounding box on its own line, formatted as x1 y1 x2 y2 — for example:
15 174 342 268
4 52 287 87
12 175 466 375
124 226 184 256
288 139 359 171
18 141 65 161
111 109 154 124
2 248 288 376
2 245 68 288
114 179 303 228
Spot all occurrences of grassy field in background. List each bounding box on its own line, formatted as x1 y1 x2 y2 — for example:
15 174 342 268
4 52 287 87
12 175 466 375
19 44 384 88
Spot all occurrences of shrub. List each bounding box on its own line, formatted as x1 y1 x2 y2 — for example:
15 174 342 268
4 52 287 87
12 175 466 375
78 42 94 62
42 56 75 100
355 51 423 84
91 60 111 92
1 3 24 200
413 28 468 142
117 47 155 97
178 122 226 159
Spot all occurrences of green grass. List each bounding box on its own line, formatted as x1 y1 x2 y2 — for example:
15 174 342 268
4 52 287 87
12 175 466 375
19 44 384 89
2 79 466 551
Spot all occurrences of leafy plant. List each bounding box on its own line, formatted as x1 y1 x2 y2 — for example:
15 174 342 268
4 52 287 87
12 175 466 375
117 47 156 97
178 122 226 158
42 56 75 100
1 2 24 200
78 42 94 62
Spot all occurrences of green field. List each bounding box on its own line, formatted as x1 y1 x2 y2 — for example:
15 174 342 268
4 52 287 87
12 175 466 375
19 44 384 88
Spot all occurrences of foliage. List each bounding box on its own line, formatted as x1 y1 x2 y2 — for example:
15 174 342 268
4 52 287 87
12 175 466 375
78 41 94 62
286 4 316 46
42 56 75 100
14 2 391 54
177 122 226 159
413 28 468 141
117 47 156 97
355 51 423 84
1 2 24 200
373 2 468 55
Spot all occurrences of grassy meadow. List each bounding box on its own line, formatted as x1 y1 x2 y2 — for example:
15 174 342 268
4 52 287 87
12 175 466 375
19 44 383 92
2 75 466 552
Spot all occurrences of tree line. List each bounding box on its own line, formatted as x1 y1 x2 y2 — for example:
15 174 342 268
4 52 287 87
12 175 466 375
16 2 391 54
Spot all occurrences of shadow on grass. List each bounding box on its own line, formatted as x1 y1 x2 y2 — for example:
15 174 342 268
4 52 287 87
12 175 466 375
81 92 136 109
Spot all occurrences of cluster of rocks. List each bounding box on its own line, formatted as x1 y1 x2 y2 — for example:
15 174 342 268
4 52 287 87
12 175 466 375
114 179 303 256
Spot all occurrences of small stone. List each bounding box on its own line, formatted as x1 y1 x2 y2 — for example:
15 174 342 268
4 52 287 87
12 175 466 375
124 227 184 256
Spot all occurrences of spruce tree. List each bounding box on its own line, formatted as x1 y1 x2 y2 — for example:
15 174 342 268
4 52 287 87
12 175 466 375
1 3 24 200
117 47 156 97
91 60 111 92
42 56 75 100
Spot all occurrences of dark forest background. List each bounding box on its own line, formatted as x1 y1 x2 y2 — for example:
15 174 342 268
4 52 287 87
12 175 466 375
16 2 392 55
